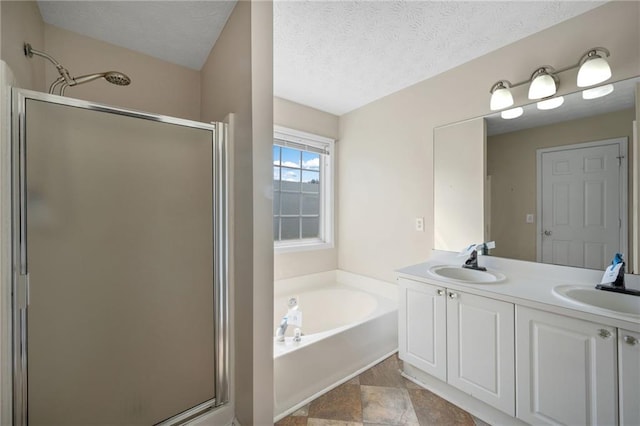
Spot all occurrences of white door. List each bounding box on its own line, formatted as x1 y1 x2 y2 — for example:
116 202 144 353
619 329 640 426
398 278 447 381
516 306 617 425
538 139 626 269
446 290 515 416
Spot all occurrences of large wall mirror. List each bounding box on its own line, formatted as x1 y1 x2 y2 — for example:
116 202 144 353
434 76 639 273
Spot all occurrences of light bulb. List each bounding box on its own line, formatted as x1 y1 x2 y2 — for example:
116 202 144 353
537 96 564 110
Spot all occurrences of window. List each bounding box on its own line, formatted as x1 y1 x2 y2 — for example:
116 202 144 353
273 125 334 251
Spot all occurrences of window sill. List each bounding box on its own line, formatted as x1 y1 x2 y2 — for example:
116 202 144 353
275 240 334 254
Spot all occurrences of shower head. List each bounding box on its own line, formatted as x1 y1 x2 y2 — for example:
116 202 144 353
24 42 131 95
104 72 131 86
59 71 131 95
72 71 131 87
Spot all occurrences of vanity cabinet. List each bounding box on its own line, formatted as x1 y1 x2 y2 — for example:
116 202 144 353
619 329 640 425
446 290 515 416
398 277 515 416
515 306 617 425
398 278 447 381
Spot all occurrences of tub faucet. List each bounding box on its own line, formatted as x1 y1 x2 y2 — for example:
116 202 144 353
275 316 288 342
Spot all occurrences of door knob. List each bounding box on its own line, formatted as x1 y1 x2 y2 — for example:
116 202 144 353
598 329 612 339
437 289 445 296
448 292 458 299
543 230 552 236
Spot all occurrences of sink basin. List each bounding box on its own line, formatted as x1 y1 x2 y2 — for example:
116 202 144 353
428 265 505 284
553 285 640 318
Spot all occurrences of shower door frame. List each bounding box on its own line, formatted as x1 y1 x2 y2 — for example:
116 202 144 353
10 88 230 425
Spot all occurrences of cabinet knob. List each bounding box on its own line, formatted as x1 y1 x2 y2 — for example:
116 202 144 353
448 292 458 299
623 335 638 346
543 230 552 236
598 329 612 339
437 289 445 296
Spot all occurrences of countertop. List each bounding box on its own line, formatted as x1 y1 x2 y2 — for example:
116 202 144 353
397 251 640 330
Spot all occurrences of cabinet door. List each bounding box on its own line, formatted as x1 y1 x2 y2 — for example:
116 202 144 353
516 306 617 425
446 290 515 416
398 278 447 381
619 329 640 426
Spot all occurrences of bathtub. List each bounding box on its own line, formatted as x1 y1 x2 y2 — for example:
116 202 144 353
273 270 398 421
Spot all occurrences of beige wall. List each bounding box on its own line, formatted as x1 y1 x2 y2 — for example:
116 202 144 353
274 96 340 280
488 108 635 262
338 1 640 283
200 1 273 423
250 2 273 421
43 25 200 121
0 0 46 91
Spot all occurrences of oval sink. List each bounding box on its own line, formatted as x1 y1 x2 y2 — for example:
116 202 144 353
553 285 640 318
428 265 505 284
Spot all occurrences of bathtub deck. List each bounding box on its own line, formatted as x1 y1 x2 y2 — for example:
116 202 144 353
275 353 489 426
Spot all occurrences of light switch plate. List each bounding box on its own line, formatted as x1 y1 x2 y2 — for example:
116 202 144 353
415 217 424 231
526 214 534 224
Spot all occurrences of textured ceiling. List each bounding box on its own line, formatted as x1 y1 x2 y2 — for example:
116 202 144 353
37 1 237 70
38 1 606 115
274 1 606 115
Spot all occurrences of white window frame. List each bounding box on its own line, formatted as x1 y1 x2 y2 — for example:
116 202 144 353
273 125 334 253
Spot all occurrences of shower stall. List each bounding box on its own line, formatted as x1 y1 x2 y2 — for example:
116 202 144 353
10 88 229 425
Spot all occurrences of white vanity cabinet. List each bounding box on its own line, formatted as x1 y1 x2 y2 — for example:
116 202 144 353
516 306 617 425
618 329 640 425
398 278 447 381
398 277 515 416
446 290 515 416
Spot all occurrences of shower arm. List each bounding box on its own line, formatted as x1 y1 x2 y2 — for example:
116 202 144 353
24 44 74 87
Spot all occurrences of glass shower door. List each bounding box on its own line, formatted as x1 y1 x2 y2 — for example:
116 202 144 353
12 90 228 425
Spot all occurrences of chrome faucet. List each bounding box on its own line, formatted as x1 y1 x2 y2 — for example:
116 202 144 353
275 316 288 342
462 249 486 271
462 242 494 271
596 254 640 296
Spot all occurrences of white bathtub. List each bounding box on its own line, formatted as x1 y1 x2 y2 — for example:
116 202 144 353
273 270 398 421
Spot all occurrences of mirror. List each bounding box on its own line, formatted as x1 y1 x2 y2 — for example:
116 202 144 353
435 76 639 273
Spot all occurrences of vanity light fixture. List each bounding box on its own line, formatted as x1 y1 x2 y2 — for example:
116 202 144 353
528 67 559 100
501 107 523 120
537 96 564 110
582 83 614 100
490 81 514 111
488 46 612 110
577 48 611 87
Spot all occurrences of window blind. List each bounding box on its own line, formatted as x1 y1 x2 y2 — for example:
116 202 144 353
274 138 330 155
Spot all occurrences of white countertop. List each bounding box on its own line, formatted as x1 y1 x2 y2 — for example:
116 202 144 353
397 251 640 330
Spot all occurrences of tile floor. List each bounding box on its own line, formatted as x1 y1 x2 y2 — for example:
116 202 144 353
275 353 489 426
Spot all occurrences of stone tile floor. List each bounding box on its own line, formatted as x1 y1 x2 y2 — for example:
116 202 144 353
275 353 490 426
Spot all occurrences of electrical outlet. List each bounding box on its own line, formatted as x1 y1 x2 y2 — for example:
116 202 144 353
526 214 534 224
415 217 424 232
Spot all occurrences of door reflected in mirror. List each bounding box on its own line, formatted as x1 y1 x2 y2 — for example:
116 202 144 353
434 76 639 273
